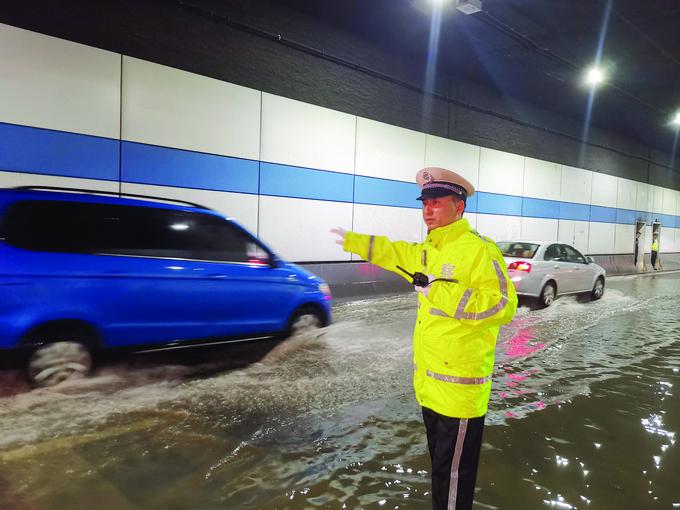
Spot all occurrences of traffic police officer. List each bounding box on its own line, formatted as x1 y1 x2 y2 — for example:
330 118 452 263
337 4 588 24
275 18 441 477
651 232 660 270
332 167 517 510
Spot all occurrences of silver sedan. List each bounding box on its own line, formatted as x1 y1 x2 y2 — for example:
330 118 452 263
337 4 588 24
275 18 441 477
497 241 606 308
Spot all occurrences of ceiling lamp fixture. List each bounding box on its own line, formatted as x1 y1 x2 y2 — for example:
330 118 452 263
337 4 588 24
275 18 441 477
671 111 680 127
585 66 606 87
455 0 482 15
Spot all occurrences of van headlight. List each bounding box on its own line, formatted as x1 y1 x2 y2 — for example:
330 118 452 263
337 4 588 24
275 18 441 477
318 283 332 297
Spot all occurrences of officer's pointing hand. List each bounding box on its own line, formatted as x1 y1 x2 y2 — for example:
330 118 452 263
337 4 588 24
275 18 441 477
331 227 347 246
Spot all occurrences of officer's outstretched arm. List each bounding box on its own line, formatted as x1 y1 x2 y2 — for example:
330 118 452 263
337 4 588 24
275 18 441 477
342 231 422 281
423 248 518 328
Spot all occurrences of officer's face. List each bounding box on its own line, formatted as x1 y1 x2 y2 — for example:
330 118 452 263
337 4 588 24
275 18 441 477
422 196 463 230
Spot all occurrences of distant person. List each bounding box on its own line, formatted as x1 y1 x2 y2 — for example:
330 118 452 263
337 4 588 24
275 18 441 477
332 167 517 510
634 231 641 267
651 233 659 270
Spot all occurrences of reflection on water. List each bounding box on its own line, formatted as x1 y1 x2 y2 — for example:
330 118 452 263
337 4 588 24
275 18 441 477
1 274 679 508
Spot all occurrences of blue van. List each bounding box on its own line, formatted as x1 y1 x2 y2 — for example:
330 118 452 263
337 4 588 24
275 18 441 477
0 187 332 386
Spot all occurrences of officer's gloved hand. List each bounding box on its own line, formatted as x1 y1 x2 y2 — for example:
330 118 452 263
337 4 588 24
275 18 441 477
415 274 435 297
331 227 347 246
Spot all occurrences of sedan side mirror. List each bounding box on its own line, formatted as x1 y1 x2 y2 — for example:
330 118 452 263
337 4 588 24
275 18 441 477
586 256 594 264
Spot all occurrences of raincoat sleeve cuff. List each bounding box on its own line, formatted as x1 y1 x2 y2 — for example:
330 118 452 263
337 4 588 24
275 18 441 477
343 231 370 259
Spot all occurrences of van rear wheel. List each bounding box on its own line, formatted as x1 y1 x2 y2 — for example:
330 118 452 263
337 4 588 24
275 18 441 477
28 341 92 387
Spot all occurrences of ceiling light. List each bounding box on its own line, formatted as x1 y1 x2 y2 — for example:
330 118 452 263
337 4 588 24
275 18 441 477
456 0 482 15
671 111 680 127
585 67 606 87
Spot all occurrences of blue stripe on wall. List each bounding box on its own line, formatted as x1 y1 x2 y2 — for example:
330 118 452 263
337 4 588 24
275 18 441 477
0 122 119 181
466 193 478 213
477 192 523 216
662 214 675 228
121 141 259 194
616 208 637 224
590 205 618 223
260 162 353 202
354 176 421 208
559 202 590 221
522 197 560 219
4 122 680 228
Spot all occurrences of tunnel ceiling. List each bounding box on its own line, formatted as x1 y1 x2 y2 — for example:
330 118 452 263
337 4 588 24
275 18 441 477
273 0 680 155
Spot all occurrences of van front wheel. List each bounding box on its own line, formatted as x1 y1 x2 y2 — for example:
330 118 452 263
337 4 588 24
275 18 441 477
28 341 92 387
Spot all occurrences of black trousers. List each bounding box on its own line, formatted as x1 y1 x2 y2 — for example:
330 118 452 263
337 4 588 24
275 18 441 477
422 407 485 510
651 250 658 269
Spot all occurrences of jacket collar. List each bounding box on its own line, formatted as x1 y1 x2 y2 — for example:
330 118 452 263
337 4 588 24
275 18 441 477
426 217 470 246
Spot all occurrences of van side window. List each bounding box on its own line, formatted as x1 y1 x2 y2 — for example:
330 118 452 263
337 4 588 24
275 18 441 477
1 200 269 264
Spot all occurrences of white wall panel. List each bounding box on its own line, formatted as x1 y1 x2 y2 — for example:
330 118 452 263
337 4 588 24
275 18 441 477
616 178 637 210
522 158 561 201
259 196 352 262
261 93 355 173
520 217 558 242
478 149 524 196
351 204 422 261
652 186 664 216
662 188 677 215
0 171 119 193
121 183 259 234
557 220 589 254
424 135 479 189
635 182 650 212
560 166 593 205
590 173 618 208
355 118 425 182
476 214 521 242
122 56 260 160
615 224 635 254
644 225 652 258
0 23 120 138
465 212 478 230
661 228 678 253
588 222 616 254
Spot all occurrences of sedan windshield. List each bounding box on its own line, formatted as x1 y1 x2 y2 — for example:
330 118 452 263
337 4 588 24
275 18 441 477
497 242 540 259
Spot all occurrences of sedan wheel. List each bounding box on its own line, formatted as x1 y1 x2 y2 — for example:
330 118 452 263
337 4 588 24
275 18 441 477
539 282 556 308
28 341 93 387
591 277 605 300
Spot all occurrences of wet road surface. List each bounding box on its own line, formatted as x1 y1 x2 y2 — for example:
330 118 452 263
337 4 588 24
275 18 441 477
1 272 679 509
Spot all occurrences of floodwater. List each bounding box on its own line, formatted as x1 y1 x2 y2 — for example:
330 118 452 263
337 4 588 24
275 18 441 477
1 272 679 509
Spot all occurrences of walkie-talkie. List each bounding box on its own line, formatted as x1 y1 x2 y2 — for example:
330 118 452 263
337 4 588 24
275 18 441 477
397 266 459 287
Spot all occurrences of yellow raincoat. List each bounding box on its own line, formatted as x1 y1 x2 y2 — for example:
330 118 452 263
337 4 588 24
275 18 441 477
343 218 517 418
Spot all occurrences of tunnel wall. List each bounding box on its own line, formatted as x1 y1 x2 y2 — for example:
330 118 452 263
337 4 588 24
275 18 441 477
1 22 680 276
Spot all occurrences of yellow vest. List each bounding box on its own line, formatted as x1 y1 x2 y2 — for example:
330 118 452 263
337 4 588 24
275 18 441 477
652 240 659 252
343 218 518 418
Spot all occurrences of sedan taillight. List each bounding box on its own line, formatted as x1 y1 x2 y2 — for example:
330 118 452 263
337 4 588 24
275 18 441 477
508 261 532 272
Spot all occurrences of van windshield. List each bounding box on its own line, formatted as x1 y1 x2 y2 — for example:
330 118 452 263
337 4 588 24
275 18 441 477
496 242 539 259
